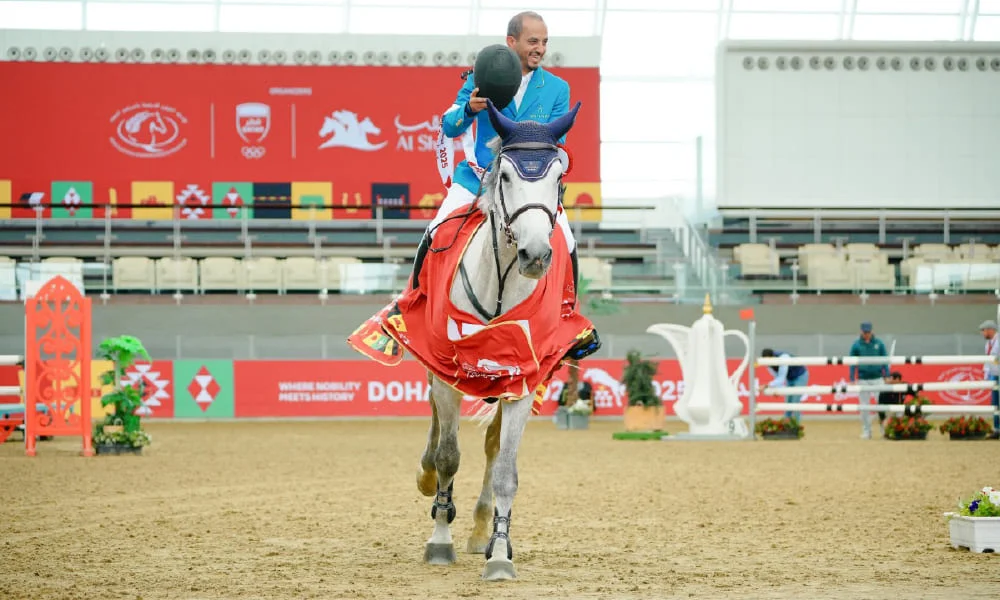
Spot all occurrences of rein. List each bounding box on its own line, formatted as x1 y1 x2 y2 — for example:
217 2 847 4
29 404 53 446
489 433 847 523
457 141 561 322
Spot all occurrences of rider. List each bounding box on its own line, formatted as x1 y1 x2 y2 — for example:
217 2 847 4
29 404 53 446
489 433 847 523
351 11 600 366
414 10 581 297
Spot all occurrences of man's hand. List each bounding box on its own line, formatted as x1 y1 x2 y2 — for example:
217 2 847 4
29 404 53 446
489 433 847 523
466 88 488 114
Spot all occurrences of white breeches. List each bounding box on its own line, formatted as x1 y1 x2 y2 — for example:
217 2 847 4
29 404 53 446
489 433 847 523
428 184 576 252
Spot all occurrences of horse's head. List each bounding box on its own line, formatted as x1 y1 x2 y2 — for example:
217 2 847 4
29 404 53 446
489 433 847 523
483 99 581 279
359 116 381 136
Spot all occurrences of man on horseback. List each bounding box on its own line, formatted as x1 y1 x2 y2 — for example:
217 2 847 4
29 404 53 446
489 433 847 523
350 10 600 367
421 11 597 350
418 11 578 287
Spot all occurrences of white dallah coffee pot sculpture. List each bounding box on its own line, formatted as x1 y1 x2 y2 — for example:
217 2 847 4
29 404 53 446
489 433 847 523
647 295 750 437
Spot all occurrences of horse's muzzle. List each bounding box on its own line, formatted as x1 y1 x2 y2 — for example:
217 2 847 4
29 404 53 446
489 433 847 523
517 246 552 279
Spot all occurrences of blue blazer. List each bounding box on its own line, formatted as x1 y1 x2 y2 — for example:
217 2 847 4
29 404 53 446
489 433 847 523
441 66 571 196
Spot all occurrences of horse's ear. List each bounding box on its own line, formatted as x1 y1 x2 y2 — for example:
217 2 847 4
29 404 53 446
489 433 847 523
546 101 581 141
486 99 515 139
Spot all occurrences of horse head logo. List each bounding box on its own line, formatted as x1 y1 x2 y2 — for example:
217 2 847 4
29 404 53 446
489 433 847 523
582 368 626 408
110 103 187 158
319 110 387 151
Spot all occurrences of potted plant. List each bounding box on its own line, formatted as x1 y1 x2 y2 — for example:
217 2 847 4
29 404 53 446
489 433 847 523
622 349 663 431
945 486 1000 553
92 335 153 455
883 396 933 440
939 416 994 440
754 416 804 439
565 398 593 430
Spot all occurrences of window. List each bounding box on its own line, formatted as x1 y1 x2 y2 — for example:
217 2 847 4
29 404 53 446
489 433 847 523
602 142 701 185
731 0 841 12
220 4 347 33
0 1 82 29
728 12 841 39
601 11 718 77
86 2 215 31
481 0 596 8
601 81 714 142
855 0 963 14
606 0 721 9
351 0 468 6
352 7 471 34
600 179 703 200
974 16 1000 40
477 8 596 36
219 0 341 4
852 14 960 40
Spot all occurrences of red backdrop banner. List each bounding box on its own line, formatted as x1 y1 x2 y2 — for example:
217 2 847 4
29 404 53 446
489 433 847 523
0 63 600 220
1 359 989 419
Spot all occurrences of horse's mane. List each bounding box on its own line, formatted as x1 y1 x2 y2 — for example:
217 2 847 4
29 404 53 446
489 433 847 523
476 137 504 213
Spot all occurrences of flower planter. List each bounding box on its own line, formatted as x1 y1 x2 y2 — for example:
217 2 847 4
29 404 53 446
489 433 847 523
945 514 1000 553
95 443 143 456
947 432 988 441
567 412 590 430
553 406 570 430
886 431 928 441
623 405 664 432
760 430 800 440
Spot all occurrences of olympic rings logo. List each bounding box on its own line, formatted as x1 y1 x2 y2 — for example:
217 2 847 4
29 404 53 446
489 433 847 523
242 145 266 159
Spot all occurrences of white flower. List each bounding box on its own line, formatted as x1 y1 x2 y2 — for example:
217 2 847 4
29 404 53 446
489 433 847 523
989 491 1000 507
983 486 995 495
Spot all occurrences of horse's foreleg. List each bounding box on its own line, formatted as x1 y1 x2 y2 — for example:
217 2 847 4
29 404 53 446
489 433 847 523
416 374 440 497
482 395 532 581
424 378 462 565
467 402 502 554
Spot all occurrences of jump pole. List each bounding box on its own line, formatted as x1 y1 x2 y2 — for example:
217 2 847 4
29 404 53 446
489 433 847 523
740 308 757 441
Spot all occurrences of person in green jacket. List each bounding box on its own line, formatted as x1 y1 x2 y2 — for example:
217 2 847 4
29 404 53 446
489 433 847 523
849 321 889 439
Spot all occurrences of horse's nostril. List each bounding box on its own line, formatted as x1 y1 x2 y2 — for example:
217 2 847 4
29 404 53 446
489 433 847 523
542 248 552 264
517 248 531 263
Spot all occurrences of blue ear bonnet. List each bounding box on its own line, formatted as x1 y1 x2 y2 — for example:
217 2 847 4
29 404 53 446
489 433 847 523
495 121 562 182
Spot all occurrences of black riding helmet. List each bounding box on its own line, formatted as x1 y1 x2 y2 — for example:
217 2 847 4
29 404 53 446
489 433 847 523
472 44 522 111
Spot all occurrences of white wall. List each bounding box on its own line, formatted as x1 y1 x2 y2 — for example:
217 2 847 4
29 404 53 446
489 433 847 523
717 40 1000 209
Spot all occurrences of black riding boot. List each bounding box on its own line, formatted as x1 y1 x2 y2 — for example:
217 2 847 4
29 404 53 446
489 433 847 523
411 231 431 290
565 246 602 361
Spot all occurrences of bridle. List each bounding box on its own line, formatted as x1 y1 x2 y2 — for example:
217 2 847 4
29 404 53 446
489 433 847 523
458 140 563 322
490 141 560 245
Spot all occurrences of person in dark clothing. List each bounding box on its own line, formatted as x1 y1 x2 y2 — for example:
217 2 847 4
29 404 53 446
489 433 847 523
877 371 912 426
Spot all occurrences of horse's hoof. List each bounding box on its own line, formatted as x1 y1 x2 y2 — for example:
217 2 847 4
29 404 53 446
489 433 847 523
416 468 437 497
424 542 457 565
481 558 517 581
466 538 488 554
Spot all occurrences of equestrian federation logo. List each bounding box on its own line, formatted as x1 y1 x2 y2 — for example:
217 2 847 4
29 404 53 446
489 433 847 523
318 109 387 151
236 102 270 159
109 102 188 158
937 367 991 405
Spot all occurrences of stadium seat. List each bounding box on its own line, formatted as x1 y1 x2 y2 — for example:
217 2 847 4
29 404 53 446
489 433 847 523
578 256 614 290
200 257 244 293
112 257 156 293
243 257 283 294
155 257 199 294
733 243 779 277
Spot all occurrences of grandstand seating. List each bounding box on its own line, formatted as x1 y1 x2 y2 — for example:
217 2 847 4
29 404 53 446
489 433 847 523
730 241 1000 293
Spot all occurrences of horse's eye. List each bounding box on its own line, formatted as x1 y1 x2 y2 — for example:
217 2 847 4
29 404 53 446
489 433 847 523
500 173 509 183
